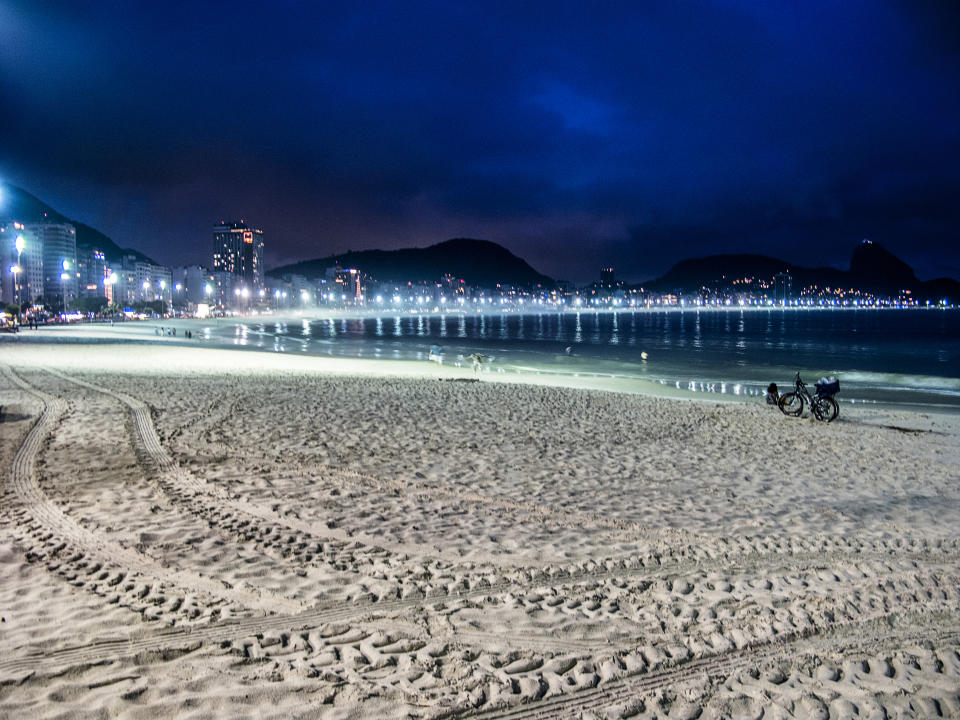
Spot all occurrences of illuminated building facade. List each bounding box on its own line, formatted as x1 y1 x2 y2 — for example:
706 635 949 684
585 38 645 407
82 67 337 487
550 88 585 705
212 221 264 290
136 261 172 302
77 247 107 298
14 222 79 305
1 222 45 305
325 265 363 303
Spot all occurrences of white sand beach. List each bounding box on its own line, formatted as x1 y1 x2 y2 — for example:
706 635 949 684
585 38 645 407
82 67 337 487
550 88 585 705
1 328 959 719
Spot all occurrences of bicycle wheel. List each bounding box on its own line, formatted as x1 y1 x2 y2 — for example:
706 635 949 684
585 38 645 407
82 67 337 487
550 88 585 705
812 395 839 423
778 392 803 417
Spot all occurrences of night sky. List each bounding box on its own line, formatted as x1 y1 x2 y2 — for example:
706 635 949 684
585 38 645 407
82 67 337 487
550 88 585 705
1 1 958 282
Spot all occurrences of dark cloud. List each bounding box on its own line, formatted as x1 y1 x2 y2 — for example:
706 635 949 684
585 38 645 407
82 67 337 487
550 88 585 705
1 0 957 282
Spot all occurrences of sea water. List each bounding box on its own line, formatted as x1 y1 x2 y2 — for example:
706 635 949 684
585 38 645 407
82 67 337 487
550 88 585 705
217 308 960 411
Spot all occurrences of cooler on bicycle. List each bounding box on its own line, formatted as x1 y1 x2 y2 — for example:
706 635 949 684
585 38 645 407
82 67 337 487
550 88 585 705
815 376 840 397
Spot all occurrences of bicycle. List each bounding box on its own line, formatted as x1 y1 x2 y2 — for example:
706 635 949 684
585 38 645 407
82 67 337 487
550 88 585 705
778 372 839 422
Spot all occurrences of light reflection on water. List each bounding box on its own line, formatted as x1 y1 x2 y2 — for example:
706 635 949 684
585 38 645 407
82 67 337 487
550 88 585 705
202 309 959 408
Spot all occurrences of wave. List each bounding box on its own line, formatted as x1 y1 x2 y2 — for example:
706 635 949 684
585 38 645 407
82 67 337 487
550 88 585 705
836 371 960 395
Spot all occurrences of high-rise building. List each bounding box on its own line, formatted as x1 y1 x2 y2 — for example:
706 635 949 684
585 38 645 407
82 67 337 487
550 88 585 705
34 222 78 304
172 265 215 305
600 267 615 286
774 272 792 305
109 255 141 307
135 261 172 303
1 222 59 305
212 221 264 290
77 247 107 298
10 222 79 306
1 222 44 305
211 269 237 307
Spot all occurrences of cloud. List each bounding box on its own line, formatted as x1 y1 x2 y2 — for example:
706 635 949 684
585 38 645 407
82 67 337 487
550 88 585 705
1 1 957 281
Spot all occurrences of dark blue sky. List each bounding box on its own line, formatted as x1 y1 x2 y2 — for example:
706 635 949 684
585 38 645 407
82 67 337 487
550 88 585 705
1 0 958 282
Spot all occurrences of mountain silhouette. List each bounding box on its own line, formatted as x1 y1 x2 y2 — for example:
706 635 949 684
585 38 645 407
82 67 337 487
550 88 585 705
270 238 553 287
646 240 957 302
0 183 156 265
848 240 917 293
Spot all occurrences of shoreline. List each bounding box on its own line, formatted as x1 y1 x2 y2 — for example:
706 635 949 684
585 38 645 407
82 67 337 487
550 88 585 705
3 316 959 415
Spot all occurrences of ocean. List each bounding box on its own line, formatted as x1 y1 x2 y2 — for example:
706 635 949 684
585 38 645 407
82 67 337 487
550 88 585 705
215 308 960 411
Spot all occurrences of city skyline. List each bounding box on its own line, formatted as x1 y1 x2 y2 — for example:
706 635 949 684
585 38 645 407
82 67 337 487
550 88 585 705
5 197 953 313
3 179 960 300
1 1 958 283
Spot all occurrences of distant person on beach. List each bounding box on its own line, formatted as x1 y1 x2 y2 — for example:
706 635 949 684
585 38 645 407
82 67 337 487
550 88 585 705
468 353 486 374
766 383 779 405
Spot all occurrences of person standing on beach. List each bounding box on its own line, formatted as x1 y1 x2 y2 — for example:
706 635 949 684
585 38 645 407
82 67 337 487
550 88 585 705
468 353 486 374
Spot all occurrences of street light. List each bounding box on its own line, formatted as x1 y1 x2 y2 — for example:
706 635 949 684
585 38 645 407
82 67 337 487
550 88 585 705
14 235 25 307
60 259 73 313
60 271 71 315
10 264 21 311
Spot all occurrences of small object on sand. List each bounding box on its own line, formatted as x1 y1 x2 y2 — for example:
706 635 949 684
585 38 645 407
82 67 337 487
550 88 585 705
766 382 779 405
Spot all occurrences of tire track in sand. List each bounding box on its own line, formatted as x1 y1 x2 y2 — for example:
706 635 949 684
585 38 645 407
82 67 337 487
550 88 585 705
1 364 298 616
151 375 960 573
7 366 960 691
43 367 960 588
450 616 960 720
43 367 422 574
2 516 957 682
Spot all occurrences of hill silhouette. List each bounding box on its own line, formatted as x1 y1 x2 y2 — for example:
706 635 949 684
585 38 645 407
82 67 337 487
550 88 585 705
270 238 553 287
0 183 156 265
646 241 958 302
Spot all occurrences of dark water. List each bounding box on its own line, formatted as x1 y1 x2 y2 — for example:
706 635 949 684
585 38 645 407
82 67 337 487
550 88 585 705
216 309 960 410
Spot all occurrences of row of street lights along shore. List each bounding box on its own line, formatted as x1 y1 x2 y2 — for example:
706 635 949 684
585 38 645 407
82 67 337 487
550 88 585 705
190 293 954 313
6 237 952 320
